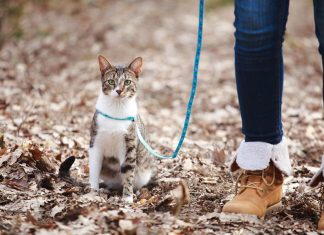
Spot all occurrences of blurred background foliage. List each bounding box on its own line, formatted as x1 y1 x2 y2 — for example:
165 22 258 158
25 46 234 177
0 0 25 47
206 0 234 11
0 0 94 48
0 0 234 48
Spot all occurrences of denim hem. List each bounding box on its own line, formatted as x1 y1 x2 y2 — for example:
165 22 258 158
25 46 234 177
244 133 283 145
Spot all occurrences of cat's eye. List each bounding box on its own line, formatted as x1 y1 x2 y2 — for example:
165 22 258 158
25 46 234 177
124 80 131 86
107 79 115 86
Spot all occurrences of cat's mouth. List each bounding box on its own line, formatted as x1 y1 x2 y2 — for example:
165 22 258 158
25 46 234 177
111 93 127 99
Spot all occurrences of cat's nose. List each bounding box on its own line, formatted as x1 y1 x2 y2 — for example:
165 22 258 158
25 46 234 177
116 90 122 95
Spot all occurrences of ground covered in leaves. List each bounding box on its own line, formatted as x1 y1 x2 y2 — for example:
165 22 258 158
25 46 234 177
1 0 324 234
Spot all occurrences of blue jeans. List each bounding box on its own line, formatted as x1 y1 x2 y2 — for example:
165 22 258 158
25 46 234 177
235 0 324 144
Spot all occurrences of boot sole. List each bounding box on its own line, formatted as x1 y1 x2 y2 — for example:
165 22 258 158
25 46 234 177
219 201 283 223
219 212 260 224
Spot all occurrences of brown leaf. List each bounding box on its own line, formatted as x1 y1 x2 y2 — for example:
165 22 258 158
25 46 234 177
26 210 38 225
3 165 28 190
0 99 8 110
0 147 6 156
25 144 55 173
213 148 227 165
56 206 88 224
138 187 152 201
0 148 22 167
0 135 5 156
0 153 10 167
38 219 57 229
156 180 190 216
83 164 89 174
170 180 190 216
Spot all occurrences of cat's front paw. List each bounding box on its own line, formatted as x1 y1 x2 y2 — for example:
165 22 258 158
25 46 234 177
122 195 134 203
89 181 99 191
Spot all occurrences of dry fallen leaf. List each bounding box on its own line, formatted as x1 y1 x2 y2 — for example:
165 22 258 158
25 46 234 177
0 133 6 155
3 165 29 190
213 148 227 165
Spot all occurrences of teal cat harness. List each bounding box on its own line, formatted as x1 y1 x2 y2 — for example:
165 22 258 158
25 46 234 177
97 0 204 159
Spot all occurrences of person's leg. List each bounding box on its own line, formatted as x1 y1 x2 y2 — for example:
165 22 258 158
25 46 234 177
230 0 292 174
312 0 324 230
221 0 291 220
314 0 324 103
235 0 289 144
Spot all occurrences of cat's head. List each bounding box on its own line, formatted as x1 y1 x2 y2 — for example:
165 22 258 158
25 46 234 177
98 55 142 99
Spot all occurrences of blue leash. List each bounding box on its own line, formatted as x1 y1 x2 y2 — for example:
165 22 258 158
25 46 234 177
96 110 135 122
97 0 204 159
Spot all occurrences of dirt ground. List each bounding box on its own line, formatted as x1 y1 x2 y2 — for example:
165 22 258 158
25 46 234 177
1 0 324 234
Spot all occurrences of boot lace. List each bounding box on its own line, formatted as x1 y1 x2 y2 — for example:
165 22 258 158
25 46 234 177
235 166 276 195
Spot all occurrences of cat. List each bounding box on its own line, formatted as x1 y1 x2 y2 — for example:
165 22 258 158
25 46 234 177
89 55 155 203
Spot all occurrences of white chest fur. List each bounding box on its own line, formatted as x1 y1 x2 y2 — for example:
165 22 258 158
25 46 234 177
95 91 138 161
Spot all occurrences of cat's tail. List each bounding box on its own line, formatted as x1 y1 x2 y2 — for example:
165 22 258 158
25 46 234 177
58 156 87 187
59 156 75 178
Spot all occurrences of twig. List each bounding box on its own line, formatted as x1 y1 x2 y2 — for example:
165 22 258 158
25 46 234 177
16 102 35 136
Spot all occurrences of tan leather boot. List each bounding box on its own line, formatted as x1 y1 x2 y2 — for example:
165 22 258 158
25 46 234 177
221 162 283 220
309 159 324 231
318 211 324 231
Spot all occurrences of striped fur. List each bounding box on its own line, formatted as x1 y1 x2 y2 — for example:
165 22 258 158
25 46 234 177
89 55 156 203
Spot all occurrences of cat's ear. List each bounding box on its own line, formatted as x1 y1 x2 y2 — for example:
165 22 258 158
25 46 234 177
128 57 143 78
98 55 112 74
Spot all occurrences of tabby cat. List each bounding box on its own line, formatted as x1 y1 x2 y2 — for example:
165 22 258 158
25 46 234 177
89 55 155 203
